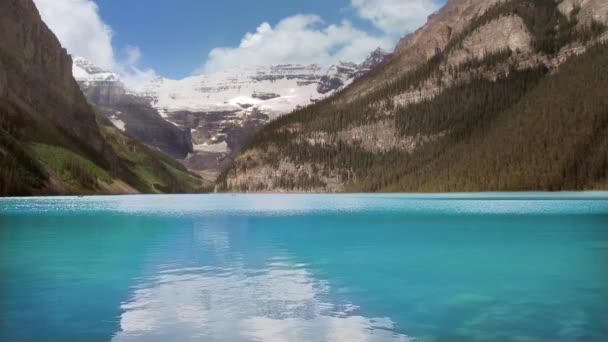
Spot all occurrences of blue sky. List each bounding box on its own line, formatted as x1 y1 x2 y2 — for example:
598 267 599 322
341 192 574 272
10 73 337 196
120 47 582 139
97 0 367 77
34 0 444 82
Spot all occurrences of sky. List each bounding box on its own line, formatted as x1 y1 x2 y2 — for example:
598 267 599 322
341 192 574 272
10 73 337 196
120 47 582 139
32 0 444 85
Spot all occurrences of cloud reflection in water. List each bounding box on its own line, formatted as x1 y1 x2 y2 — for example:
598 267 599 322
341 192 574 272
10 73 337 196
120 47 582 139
110 219 411 342
112 260 411 342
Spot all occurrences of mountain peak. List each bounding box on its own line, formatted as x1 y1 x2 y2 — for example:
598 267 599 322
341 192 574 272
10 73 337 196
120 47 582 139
359 47 390 73
72 56 119 83
316 51 389 94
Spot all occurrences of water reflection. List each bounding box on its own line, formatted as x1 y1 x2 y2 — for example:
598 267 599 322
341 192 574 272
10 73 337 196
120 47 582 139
112 259 410 342
106 216 411 342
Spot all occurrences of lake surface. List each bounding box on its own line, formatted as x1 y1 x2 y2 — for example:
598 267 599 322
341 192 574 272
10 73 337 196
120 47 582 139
1 193 607 342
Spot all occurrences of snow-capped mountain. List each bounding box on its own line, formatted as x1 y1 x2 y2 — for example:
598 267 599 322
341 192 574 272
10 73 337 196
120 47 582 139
317 48 389 94
72 49 389 172
72 57 120 84
139 64 326 121
317 62 359 94
357 47 389 77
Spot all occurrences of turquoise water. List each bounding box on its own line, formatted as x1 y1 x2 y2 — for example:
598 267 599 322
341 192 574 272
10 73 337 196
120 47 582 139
1 193 607 342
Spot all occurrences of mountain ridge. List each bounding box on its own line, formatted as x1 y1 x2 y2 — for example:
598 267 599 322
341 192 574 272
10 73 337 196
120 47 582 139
218 0 608 193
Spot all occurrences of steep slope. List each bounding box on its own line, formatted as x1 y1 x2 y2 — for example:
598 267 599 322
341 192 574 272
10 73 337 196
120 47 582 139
0 0 204 196
219 0 608 192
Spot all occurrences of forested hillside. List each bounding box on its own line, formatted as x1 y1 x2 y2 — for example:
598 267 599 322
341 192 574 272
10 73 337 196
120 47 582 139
218 0 608 192
0 0 204 196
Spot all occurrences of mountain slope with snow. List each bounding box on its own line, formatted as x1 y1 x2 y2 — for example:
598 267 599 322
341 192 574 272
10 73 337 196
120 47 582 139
72 49 389 173
140 64 325 120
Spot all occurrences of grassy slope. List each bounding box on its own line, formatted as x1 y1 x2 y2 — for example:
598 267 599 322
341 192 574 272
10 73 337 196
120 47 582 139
0 109 204 196
96 113 205 194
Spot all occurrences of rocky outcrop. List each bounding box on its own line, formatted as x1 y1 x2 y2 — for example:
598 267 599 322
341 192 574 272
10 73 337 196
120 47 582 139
393 0 503 64
252 92 280 100
335 122 446 153
559 0 608 26
447 15 532 66
223 149 346 193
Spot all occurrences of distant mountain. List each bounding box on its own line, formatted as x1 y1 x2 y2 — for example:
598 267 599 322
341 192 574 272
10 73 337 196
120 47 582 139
0 0 204 196
316 48 390 94
73 58 193 160
74 50 388 174
218 0 608 193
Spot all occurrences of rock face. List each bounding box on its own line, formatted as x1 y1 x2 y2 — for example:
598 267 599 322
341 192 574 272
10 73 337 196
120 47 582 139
0 0 107 156
559 0 608 25
317 62 359 94
344 0 502 99
393 0 502 64
317 48 390 94
356 47 390 77
447 15 533 66
166 109 268 171
74 58 193 159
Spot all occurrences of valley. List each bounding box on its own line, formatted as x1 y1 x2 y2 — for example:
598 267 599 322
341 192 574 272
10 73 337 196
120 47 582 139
74 50 388 177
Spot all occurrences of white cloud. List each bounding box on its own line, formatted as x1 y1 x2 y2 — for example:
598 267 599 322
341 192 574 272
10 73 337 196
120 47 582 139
118 65 159 90
123 45 142 66
195 14 393 73
33 0 157 88
351 0 441 35
198 1 441 74
33 0 441 80
198 14 393 74
33 0 115 68
115 46 159 89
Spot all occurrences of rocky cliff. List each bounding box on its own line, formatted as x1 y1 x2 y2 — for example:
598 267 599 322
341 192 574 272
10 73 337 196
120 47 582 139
0 0 107 157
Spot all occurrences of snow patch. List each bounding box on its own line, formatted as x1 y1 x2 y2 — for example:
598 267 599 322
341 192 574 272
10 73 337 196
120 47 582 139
193 141 229 153
110 117 126 131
